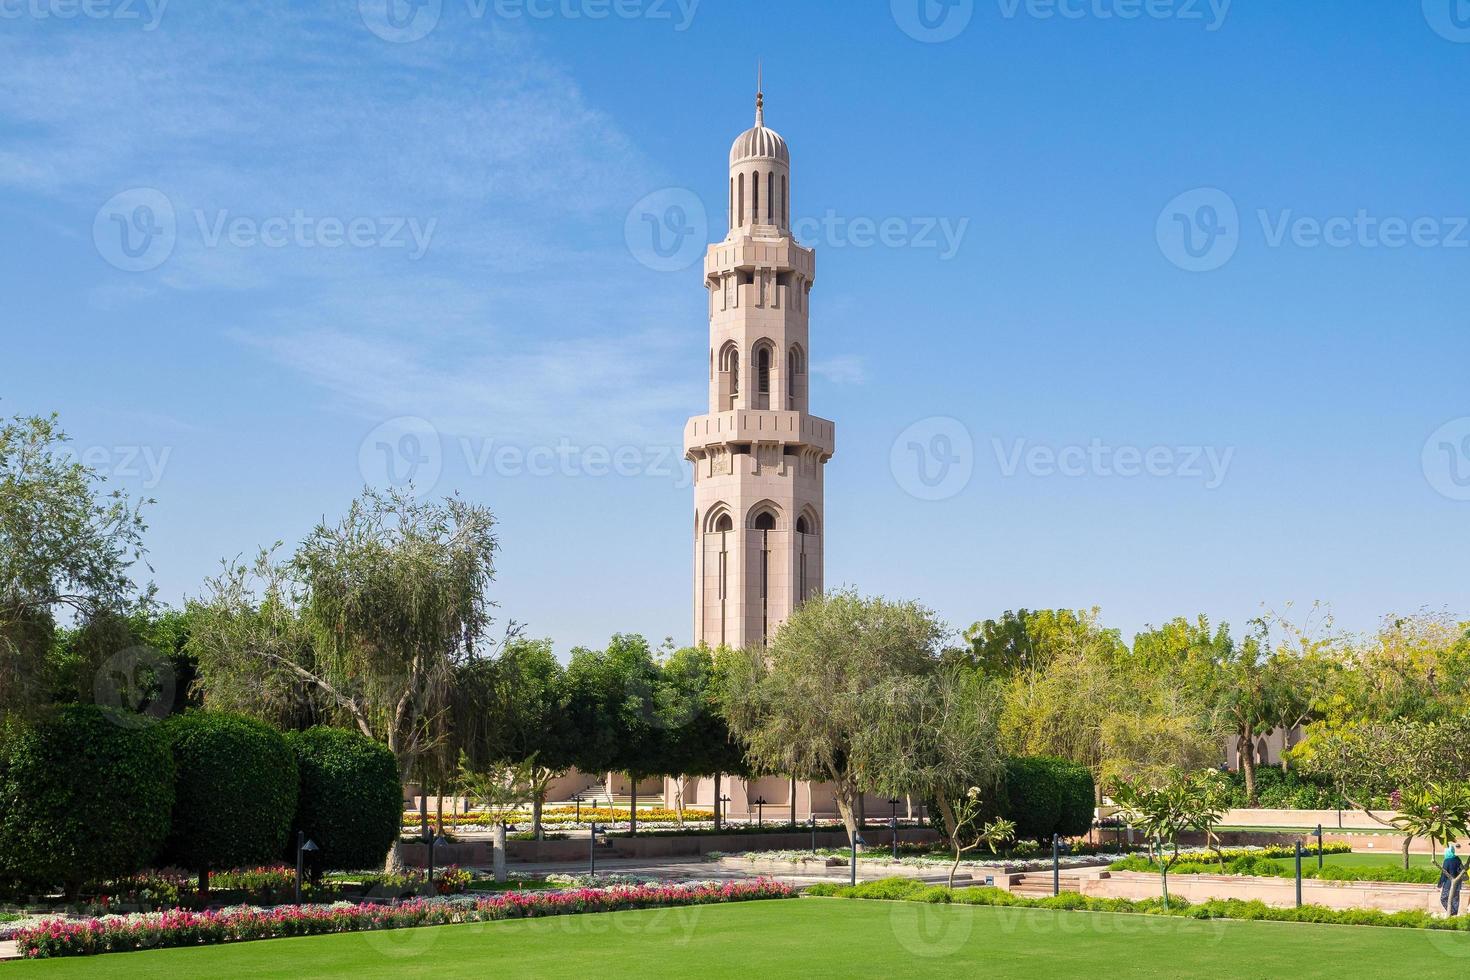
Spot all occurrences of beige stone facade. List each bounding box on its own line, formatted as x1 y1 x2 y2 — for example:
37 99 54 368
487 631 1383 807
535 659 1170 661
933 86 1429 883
685 88 832 649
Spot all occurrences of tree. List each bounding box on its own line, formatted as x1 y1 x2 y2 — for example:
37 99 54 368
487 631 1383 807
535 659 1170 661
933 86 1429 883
1391 783 1470 871
659 645 748 825
287 727 403 873
722 590 948 844
861 666 1005 862
0 705 173 900
1 413 150 716
456 752 536 882
188 488 502 868
161 712 298 893
563 635 666 835
1113 769 1225 908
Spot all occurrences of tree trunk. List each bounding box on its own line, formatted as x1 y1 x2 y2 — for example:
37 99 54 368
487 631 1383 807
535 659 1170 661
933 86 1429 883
630 777 638 836
790 775 798 827
1239 729 1258 805
493 821 507 883
1161 865 1170 909
435 783 444 836
532 795 544 841
673 777 686 827
714 772 723 831
1403 834 1414 871
834 785 860 845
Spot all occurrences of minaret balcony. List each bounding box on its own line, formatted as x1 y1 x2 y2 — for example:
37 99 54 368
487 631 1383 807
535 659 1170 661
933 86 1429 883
705 236 815 280
684 409 834 458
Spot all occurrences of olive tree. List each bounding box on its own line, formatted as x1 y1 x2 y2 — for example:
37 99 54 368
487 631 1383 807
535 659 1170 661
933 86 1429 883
722 590 947 844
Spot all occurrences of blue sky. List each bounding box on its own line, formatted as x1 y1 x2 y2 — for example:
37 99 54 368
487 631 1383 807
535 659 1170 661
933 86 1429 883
3 0 1468 654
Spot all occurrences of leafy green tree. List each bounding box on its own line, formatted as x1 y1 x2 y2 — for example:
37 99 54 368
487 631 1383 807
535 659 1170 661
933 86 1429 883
188 489 502 866
563 634 666 834
456 752 538 881
1391 783 1470 871
1 413 150 716
722 590 947 844
659 645 748 824
1114 769 1226 908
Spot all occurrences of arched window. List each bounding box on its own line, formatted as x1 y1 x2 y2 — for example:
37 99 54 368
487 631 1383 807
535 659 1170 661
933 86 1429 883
796 516 809 534
718 342 740 410
787 343 806 409
752 170 759 224
781 175 788 226
737 174 745 227
754 511 776 531
757 346 770 394
714 513 733 532
767 171 774 222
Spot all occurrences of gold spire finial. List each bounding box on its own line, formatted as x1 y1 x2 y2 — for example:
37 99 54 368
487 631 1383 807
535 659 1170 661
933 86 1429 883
755 59 764 127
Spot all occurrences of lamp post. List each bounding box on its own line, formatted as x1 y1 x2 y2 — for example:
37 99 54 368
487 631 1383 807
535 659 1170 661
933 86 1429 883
573 793 582 822
425 832 446 888
1293 840 1305 910
888 798 900 859
294 832 318 904
590 822 608 878
719 794 731 829
810 814 818 854
1313 824 1324 868
755 796 767 829
1052 834 1060 896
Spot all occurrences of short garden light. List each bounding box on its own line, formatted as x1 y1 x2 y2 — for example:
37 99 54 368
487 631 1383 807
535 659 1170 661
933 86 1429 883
888 798 900 859
718 794 732 829
754 795 767 828
294 832 319 905
1313 824 1324 868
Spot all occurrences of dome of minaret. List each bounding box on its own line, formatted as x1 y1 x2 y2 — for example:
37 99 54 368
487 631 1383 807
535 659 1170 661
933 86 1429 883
729 89 789 165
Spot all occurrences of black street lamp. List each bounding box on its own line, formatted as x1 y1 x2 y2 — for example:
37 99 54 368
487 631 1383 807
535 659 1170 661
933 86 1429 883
590 822 608 878
425 832 447 887
573 793 582 822
718 794 731 829
1312 824 1324 868
810 814 818 854
1051 834 1060 896
294 831 319 904
754 796 767 828
888 798 900 859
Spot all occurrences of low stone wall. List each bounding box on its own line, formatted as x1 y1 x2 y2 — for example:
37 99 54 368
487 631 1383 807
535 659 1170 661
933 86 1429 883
399 827 940 868
1091 871 1443 914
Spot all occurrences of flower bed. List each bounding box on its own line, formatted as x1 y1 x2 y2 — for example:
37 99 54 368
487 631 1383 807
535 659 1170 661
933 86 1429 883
15 879 796 959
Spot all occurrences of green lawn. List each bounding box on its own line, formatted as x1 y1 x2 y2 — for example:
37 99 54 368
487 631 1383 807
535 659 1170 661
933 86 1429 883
11 897 1470 978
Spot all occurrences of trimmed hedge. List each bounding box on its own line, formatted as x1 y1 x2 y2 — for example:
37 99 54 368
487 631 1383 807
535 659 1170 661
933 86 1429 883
808 876 1470 931
161 712 297 883
1003 756 1094 843
287 726 401 871
0 706 174 899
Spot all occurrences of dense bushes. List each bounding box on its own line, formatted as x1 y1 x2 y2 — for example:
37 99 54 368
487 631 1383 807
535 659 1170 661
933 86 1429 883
1002 756 1095 843
162 713 297 885
1222 767 1344 809
0 706 174 899
288 727 401 872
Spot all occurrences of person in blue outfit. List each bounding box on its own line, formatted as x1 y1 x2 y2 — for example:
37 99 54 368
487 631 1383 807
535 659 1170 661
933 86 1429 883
1441 844 1464 915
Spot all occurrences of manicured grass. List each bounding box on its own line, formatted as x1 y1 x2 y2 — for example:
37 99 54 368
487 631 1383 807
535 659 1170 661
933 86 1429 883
11 897 1470 977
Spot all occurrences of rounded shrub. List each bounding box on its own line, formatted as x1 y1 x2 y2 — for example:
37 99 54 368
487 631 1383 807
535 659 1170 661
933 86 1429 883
161 712 297 885
1002 756 1095 842
286 726 401 871
0 705 174 899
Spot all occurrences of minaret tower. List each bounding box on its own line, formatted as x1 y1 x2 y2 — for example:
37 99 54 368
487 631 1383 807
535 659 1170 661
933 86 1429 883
686 81 833 648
